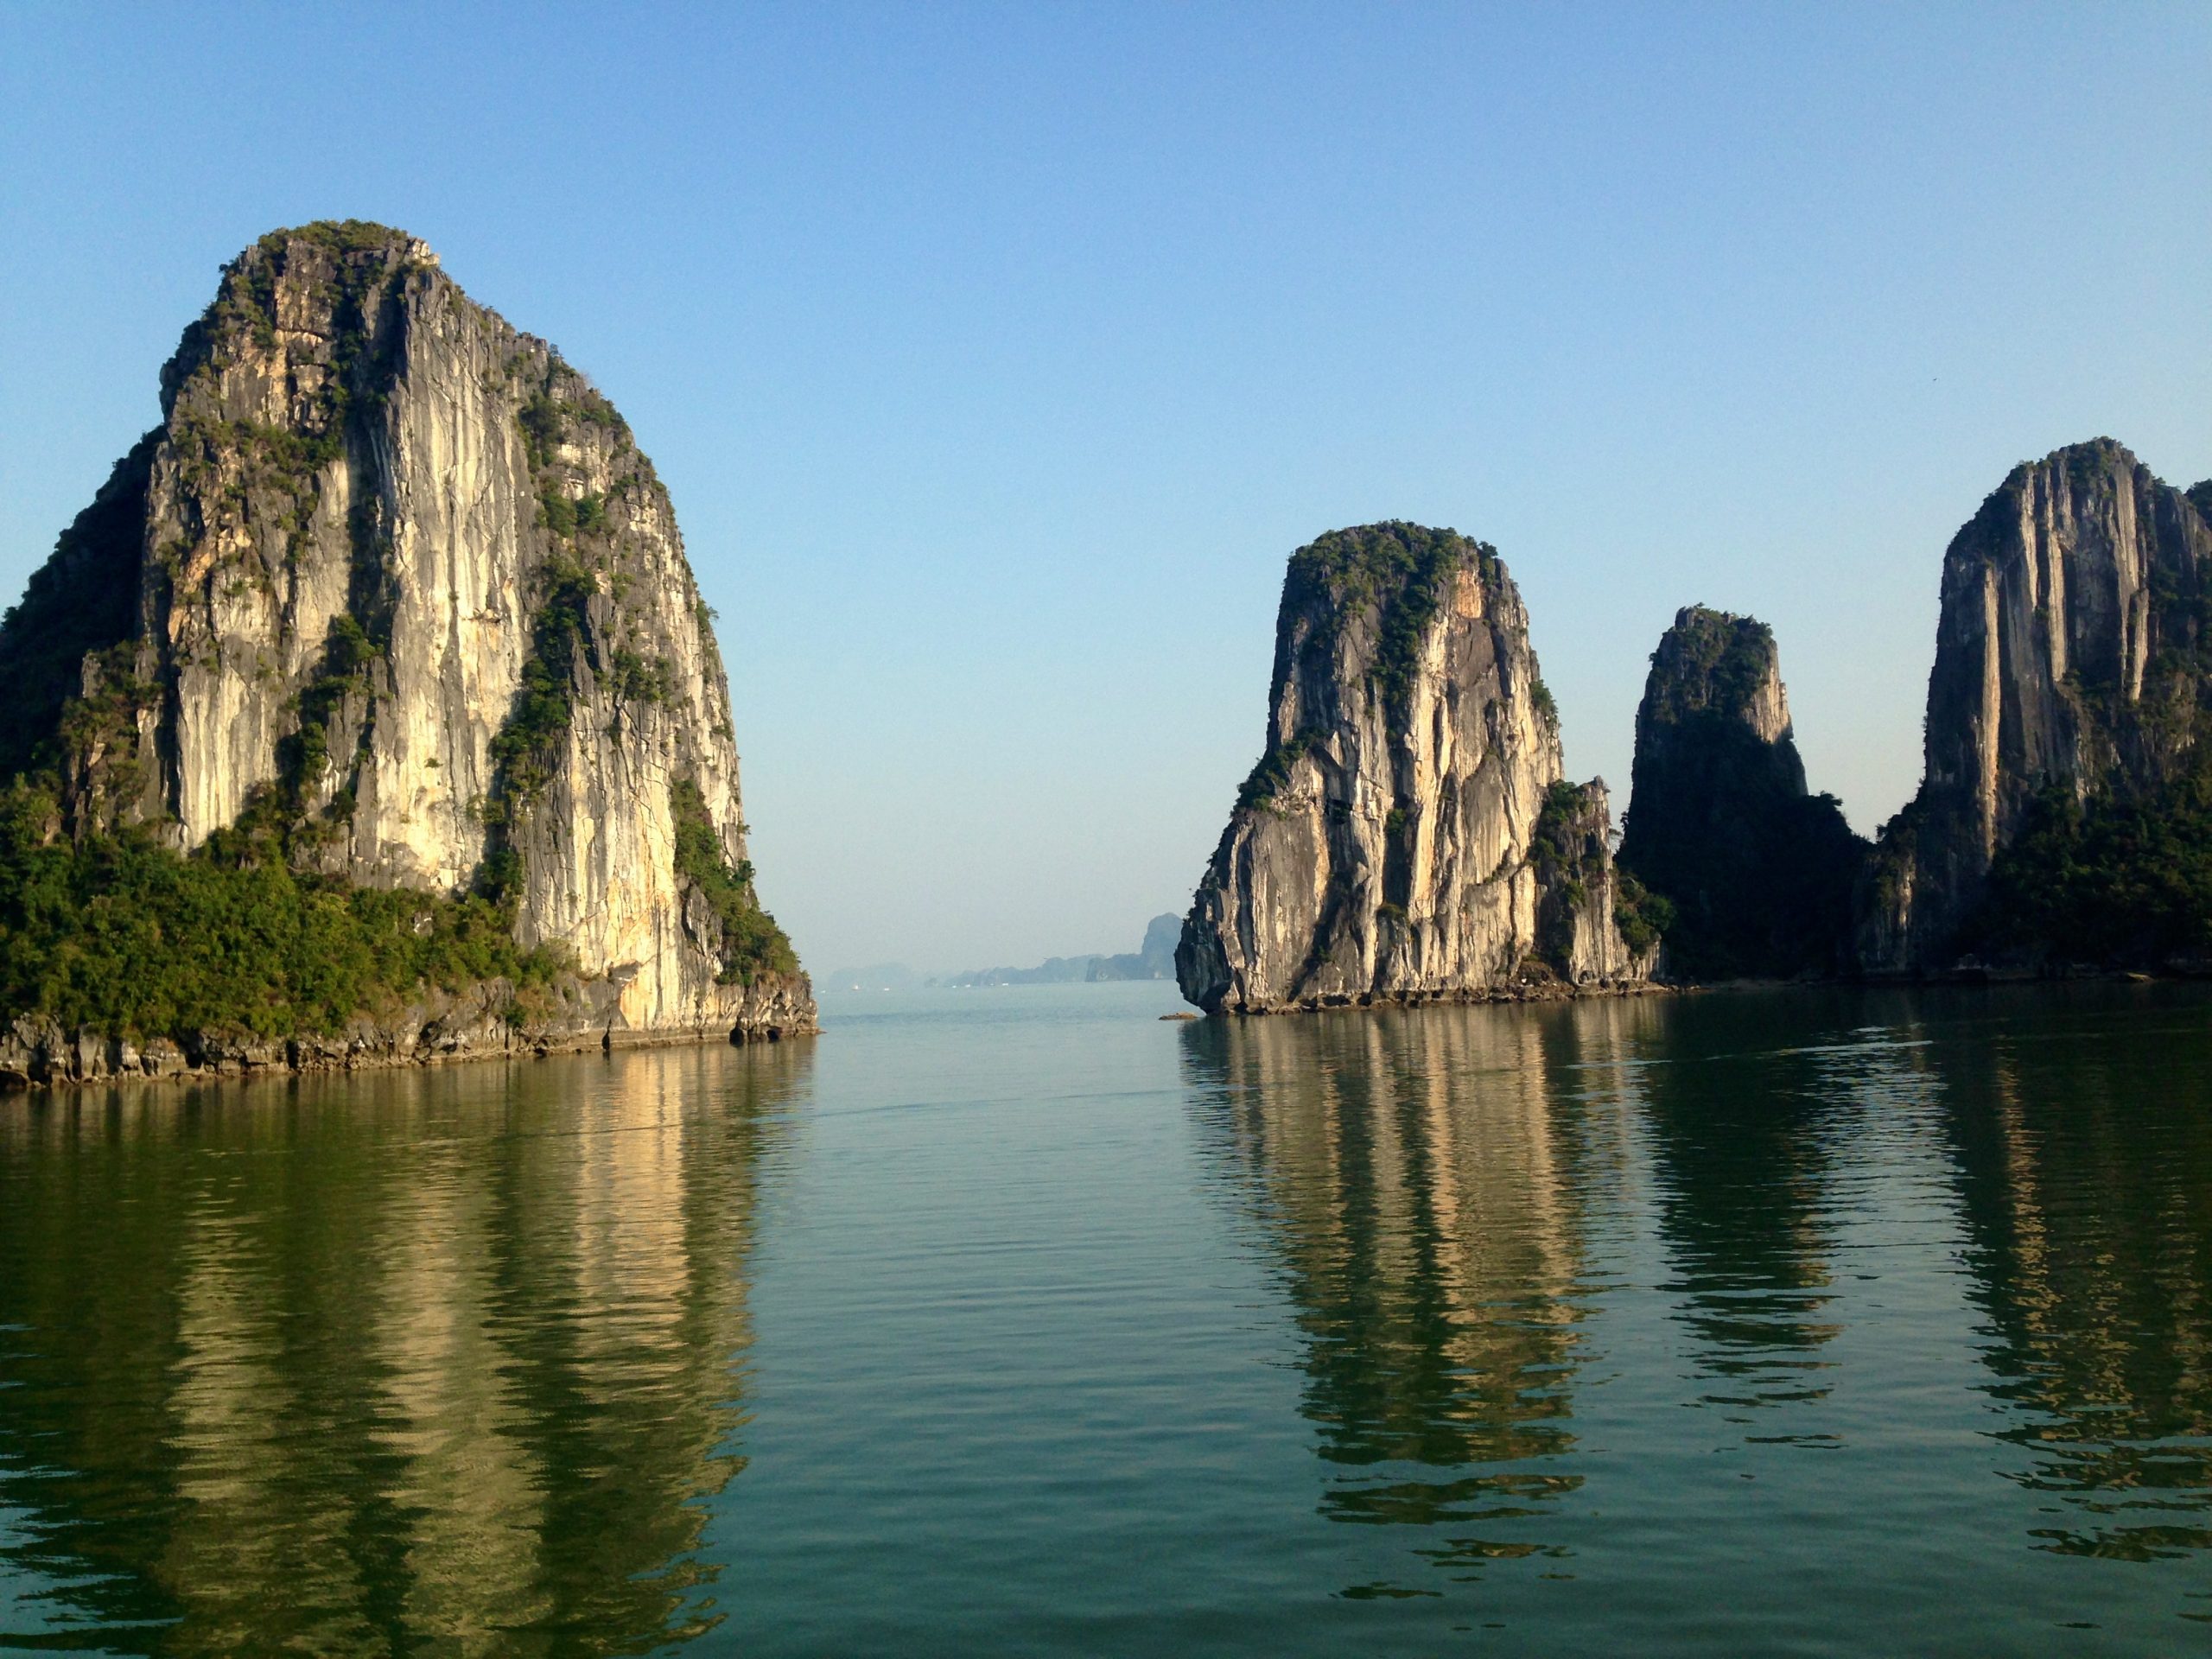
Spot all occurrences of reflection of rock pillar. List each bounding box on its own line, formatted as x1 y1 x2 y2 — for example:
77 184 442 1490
162 1200 321 1637
1933 1013 2212 1554
486 1043 791 1634
371 1071 549 1642
0 1039 810 1654
1636 1007 1842 1395
1182 1005 1587 1490
573 1049 696 1381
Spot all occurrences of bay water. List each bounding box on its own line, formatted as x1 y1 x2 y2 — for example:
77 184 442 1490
2 982 2209 1654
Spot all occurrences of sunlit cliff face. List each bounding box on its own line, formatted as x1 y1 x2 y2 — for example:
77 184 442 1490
4 223 811 1046
1179 524 1643 1015
1859 440 2212 971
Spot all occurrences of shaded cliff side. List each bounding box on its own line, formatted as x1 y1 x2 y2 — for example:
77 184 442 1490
1858 439 2212 973
1619 607 1865 978
0 220 813 1083
1177 524 1656 1014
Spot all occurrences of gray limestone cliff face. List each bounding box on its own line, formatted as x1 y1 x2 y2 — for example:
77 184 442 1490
1619 607 1864 979
21 222 812 1042
1177 524 1648 1014
1858 439 2212 972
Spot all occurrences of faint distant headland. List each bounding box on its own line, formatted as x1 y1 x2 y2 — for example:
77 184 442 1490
942 914 1179 988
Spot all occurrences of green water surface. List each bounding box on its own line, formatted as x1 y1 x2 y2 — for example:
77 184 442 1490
2 982 2209 1654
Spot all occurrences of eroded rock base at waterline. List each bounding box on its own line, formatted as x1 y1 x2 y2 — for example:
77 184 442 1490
0 975 816 1090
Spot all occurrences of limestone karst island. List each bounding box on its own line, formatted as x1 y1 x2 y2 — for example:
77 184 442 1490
6 9 2212 1651
1174 442 2212 1014
0 223 815 1086
2 229 2209 1085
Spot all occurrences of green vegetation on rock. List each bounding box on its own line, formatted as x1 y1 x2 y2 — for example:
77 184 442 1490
670 780 798 984
1528 779 1618 969
1649 608 1779 719
1962 771 2212 968
0 780 565 1043
258 219 418 258
1232 524 1508 816
1530 780 1597 894
279 614 379 806
1236 729 1315 810
178 223 419 466
1530 677 1558 728
1612 867 1674 957
487 551 598 807
1285 523 1498 715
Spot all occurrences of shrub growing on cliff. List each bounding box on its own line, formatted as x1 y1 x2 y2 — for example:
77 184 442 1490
486 553 599 804
1530 780 1597 878
0 781 564 1042
1612 868 1675 957
279 614 381 800
1962 772 2212 966
1286 524 1501 716
609 647 673 706
1236 730 1316 810
519 391 565 467
538 482 579 538
1527 780 1605 967
669 779 798 984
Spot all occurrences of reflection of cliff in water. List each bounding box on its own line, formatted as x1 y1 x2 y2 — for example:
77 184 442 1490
1180 1005 1622 1575
1633 994 1851 1425
0 1041 810 1655
1922 990 2212 1562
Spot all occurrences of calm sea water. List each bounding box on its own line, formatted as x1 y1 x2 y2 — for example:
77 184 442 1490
2 982 2209 1655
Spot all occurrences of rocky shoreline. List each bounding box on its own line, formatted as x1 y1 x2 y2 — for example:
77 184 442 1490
0 972 817 1092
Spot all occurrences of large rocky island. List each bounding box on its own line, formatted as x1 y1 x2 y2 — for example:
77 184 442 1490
1179 442 2212 1011
1176 523 1659 1013
0 221 814 1085
1858 439 2212 976
1617 440 2212 984
1616 607 1865 980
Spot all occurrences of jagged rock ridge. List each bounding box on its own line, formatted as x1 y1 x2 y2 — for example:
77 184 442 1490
1619 607 1865 978
0 220 813 1080
1177 523 1655 1014
1858 438 2212 972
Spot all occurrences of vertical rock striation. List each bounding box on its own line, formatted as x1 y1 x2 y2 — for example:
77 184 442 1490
0 221 813 1065
1858 439 2212 972
1618 607 1864 978
1177 524 1651 1014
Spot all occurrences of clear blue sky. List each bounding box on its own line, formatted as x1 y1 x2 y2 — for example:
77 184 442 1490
3 3 2206 975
